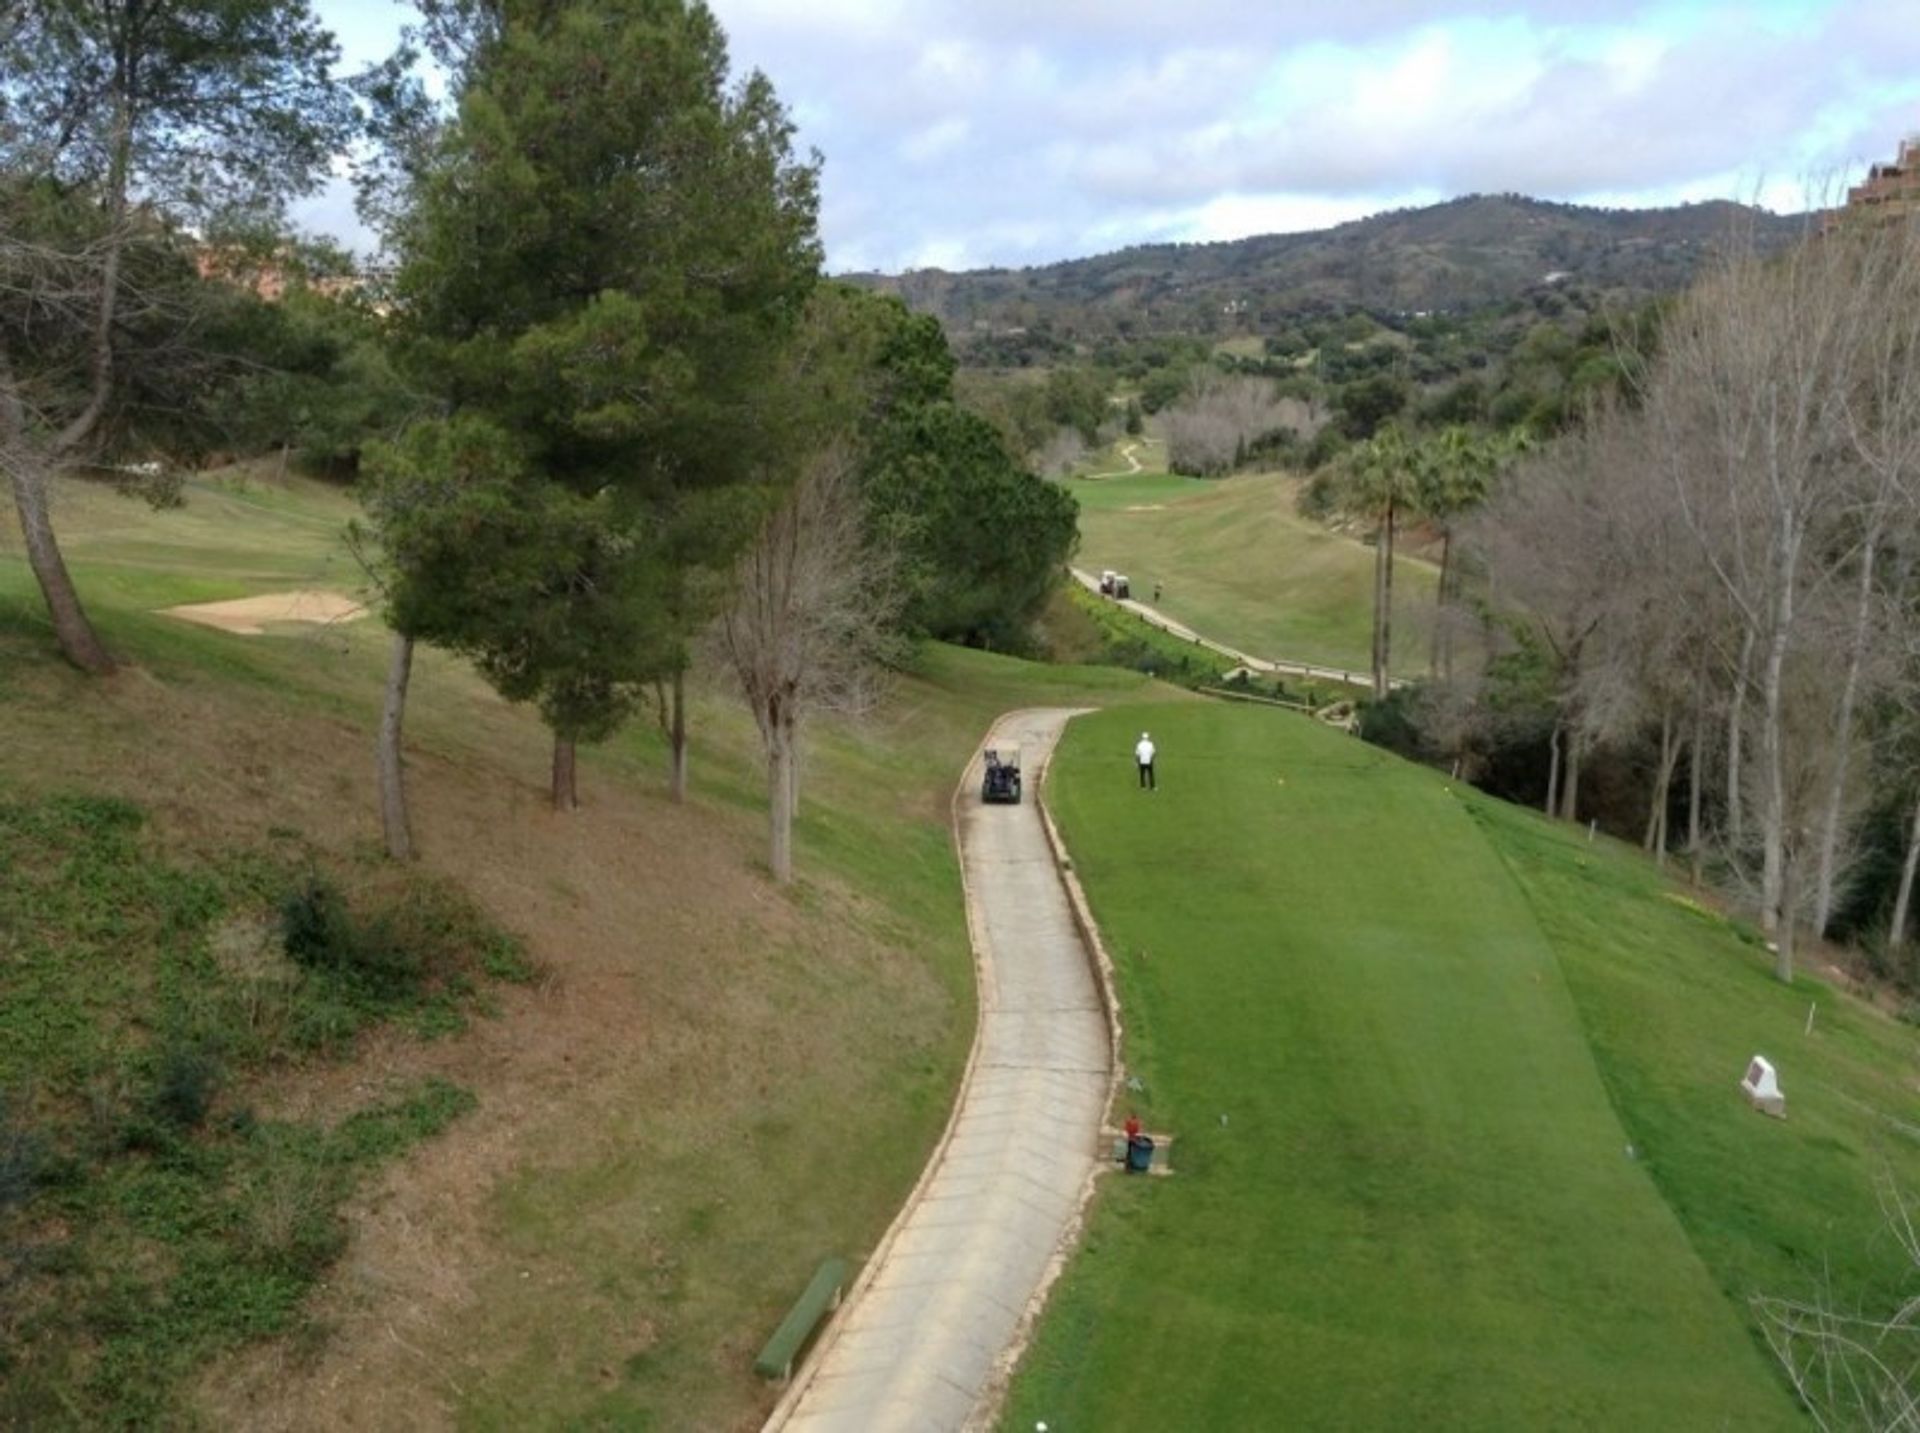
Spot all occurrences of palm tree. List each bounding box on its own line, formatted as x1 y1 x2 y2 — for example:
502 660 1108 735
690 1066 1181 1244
1347 426 1418 699
1413 426 1508 680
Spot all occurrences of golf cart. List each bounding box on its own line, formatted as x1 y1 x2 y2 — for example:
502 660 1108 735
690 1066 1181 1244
1097 570 1132 600
981 745 1023 804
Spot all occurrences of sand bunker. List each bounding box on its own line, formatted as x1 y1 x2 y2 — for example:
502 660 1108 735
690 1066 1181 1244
161 589 369 635
1123 503 1168 512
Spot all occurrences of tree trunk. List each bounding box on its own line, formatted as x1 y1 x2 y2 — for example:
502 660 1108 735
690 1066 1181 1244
668 666 688 803
1645 709 1679 857
551 733 578 811
1727 624 1755 851
1370 508 1389 700
1560 732 1583 824
1812 529 1879 934
1689 671 1707 888
1775 842 1799 984
786 712 802 817
1378 498 1396 700
1890 789 1920 955
377 632 415 861
1644 716 1667 851
1546 722 1563 818
5 460 115 674
54 94 132 457
768 716 795 885
1758 500 1807 941
1430 528 1452 679
1657 733 1685 866
1758 622 1792 938
0 108 121 677
1655 753 1674 864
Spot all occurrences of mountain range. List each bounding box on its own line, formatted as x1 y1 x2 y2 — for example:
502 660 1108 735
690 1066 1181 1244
848 194 1809 344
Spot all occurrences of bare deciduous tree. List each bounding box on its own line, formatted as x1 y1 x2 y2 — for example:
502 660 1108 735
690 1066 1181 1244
1885 597 1920 956
1475 415 1641 820
1035 426 1086 479
716 449 899 884
1455 209 1920 980
1163 370 1313 477
1817 222 1920 936
1646 218 1885 979
1892 791 1920 954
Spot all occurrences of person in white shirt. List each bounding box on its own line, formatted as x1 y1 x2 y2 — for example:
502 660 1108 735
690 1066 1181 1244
1135 731 1156 790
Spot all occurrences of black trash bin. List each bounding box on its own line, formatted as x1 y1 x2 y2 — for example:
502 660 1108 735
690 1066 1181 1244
1126 1134 1154 1173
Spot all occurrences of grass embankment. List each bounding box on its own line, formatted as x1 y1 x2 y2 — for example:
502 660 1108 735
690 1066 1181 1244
1009 702 1920 1428
1069 468 1437 677
0 792 522 1427
0 467 1163 1427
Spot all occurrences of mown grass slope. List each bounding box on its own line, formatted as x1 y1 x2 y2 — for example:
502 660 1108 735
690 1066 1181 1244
1069 469 1438 677
0 467 1168 1428
1006 701 1920 1428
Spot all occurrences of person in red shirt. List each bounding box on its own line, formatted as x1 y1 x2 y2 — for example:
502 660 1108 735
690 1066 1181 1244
1124 1112 1142 1141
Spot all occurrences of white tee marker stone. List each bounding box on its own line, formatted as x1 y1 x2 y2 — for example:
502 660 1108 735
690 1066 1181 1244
1741 1055 1786 1119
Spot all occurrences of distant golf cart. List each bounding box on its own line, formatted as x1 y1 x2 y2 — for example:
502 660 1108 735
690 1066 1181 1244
1098 570 1132 600
981 745 1023 804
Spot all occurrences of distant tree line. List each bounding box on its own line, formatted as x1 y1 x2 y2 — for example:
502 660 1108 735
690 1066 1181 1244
946 280 1646 486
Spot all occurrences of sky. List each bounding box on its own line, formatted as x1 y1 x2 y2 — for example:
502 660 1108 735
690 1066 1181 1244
297 0 1920 274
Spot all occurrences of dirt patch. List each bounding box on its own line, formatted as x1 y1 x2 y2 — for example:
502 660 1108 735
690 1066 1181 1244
1122 504 1166 512
161 590 368 635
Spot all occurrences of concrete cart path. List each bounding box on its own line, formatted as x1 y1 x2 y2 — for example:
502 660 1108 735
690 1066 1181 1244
774 710 1110 1433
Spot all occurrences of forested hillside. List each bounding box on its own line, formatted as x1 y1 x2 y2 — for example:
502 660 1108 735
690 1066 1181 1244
852 194 1804 350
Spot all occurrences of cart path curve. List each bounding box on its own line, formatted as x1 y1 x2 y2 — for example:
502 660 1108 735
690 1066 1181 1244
768 709 1110 1433
1082 439 1146 479
1068 564 1405 692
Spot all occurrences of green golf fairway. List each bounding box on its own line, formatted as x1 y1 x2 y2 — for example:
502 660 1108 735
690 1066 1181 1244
1005 703 1809 1428
1069 469 1438 676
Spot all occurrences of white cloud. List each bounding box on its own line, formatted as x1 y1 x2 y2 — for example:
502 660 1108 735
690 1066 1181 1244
305 0 1920 272
899 118 970 165
1177 191 1449 244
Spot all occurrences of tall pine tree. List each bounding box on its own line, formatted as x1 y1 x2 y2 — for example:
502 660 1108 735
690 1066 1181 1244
368 0 820 812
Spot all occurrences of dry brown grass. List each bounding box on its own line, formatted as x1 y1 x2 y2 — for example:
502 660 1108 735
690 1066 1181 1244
0 634 959 1430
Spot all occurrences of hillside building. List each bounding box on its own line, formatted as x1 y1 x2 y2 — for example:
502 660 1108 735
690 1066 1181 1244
193 246 394 305
1844 135 1920 222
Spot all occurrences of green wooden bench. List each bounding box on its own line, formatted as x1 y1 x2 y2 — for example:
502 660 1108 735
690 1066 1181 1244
754 1257 851 1383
